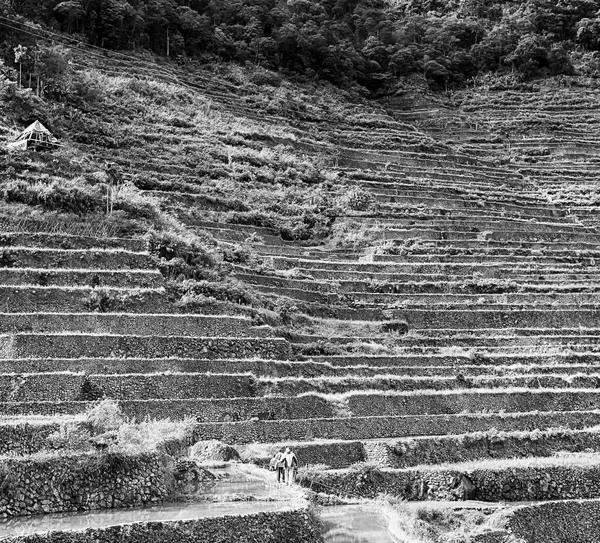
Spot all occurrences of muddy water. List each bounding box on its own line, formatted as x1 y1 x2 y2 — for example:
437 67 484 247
0 475 292 540
0 467 396 542
321 505 398 543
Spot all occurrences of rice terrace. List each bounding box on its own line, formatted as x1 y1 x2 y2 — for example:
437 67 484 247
3 0 600 541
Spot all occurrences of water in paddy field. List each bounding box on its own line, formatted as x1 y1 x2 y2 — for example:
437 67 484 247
321 505 398 543
0 473 292 540
0 465 395 542
0 500 294 539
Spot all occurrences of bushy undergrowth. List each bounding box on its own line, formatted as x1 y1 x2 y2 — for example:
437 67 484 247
145 229 219 280
47 399 195 455
382 498 489 543
1 179 101 215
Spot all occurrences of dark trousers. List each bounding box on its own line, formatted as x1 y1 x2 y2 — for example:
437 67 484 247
277 467 285 483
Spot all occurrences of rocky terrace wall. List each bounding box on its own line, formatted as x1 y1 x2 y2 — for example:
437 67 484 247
503 500 600 543
1 508 323 543
0 422 60 456
0 453 166 517
0 395 336 422
305 463 600 502
0 335 290 360
0 374 258 402
191 411 600 443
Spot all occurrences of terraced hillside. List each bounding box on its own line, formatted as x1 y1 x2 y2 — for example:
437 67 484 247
3 52 600 539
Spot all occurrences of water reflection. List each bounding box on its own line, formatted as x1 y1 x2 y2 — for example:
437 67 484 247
0 477 292 540
321 505 397 543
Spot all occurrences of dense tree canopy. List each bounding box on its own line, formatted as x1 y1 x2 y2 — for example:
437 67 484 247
3 0 600 88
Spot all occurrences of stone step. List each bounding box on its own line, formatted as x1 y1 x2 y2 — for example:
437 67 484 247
0 248 156 270
282 301 600 323
308 352 600 367
0 372 256 402
194 409 600 443
290 267 600 282
366 228 600 244
373 253 599 264
251 282 600 305
193 225 287 246
5 371 600 402
237 271 600 294
258 373 600 396
398 310 600 329
0 334 290 360
267 255 600 272
0 313 268 336
5 385 600 427
375 428 600 469
0 268 163 288
345 389 600 417
0 286 169 313
0 232 146 252
1 356 598 378
307 453 600 502
364 191 564 216
344 172 535 191
372 240 600 253
356 218 594 235
342 334 600 350
244 426 600 470
0 395 336 421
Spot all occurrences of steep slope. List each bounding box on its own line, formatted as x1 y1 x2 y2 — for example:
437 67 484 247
3 49 600 537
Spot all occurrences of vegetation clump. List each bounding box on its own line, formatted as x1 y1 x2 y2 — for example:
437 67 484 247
46 399 195 455
4 0 600 89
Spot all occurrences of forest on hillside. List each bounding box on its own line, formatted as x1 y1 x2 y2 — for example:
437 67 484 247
3 0 600 89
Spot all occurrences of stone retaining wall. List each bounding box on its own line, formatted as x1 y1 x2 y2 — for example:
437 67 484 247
0 269 162 289
0 396 335 422
245 441 366 470
503 500 600 543
0 314 265 337
0 453 166 517
304 463 600 502
346 390 600 417
379 430 600 469
0 335 290 360
401 309 600 329
0 233 146 252
191 410 600 443
1 508 323 543
0 357 305 376
0 423 60 455
0 374 258 402
6 249 154 270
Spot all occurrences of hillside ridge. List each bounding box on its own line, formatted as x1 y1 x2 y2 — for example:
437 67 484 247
2 29 600 541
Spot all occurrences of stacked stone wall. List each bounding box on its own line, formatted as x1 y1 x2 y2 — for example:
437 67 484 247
1 508 323 543
305 464 600 502
0 453 166 517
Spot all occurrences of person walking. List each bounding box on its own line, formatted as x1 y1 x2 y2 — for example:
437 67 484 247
273 448 286 484
283 447 298 485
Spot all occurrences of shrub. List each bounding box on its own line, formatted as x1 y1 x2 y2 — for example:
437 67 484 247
85 288 115 312
46 423 92 452
222 243 254 265
174 278 259 306
380 320 409 334
84 399 124 434
1 180 101 214
0 249 15 268
340 187 375 211
296 464 330 491
146 229 218 279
